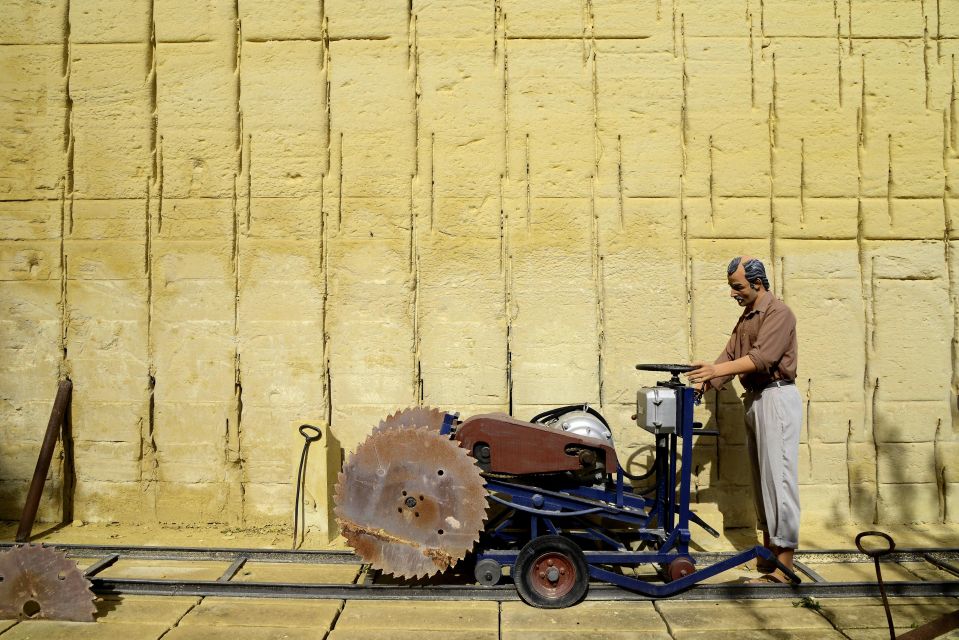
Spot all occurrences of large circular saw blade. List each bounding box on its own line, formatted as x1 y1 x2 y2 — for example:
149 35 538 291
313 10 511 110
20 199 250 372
334 425 488 579
373 406 448 435
0 544 96 622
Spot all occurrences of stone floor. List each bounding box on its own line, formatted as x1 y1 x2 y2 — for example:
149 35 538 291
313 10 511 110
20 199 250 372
1 521 957 639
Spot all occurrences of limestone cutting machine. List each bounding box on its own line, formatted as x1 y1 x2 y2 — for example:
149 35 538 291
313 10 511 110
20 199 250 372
333 364 798 607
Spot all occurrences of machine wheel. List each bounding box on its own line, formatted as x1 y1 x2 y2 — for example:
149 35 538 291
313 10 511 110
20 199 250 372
474 558 502 586
665 556 696 582
514 535 589 609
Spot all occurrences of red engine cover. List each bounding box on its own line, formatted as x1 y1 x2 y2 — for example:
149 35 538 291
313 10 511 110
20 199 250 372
453 413 619 475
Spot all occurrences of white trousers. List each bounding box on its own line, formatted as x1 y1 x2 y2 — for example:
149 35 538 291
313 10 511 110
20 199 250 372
744 384 802 549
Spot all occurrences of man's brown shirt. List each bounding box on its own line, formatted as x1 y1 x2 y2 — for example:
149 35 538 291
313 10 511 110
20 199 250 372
709 292 798 392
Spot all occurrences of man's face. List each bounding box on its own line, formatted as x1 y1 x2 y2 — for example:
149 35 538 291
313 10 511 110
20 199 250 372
728 264 760 308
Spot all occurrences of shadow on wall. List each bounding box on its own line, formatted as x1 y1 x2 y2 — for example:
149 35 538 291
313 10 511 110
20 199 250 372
695 385 752 539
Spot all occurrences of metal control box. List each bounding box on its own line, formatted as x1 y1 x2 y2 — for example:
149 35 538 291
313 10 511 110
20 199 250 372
635 387 677 435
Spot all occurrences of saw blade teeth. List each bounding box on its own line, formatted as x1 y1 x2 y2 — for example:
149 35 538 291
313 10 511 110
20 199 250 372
333 424 488 579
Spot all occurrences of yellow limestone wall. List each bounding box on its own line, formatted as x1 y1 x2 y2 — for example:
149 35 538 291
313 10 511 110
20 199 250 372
1 0 958 541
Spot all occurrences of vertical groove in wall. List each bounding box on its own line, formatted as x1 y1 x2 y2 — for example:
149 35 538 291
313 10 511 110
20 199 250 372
588 2 599 179
320 176 332 426
245 135 252 229
429 132 435 231
846 418 855 515
500 174 513 414
859 55 867 147
590 180 605 407
231 0 246 523
936 0 942 59
501 9 509 179
950 56 956 151
886 134 894 224
155 132 164 232
410 176 423 403
923 14 931 110
680 14 692 363
524 133 531 230
410 2 419 177
847 0 853 54
493 0 499 58
870 375 880 524
943 115 958 517
671 0 677 58
58 184 68 370
63 1 73 198
708 135 715 225
799 137 806 225
144 0 159 510
934 418 945 522
748 11 756 108
235 3 243 165
617 135 625 229
771 52 778 143
337 132 343 228
837 19 843 108
768 102 777 276
856 62 879 519
758 0 766 40
323 15 331 174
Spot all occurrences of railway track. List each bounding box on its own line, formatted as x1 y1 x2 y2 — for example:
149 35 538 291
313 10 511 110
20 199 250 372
2 542 957 602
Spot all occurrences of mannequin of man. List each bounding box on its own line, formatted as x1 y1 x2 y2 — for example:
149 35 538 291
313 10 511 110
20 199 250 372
687 256 801 584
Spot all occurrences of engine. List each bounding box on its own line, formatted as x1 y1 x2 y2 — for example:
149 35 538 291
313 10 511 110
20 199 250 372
535 407 614 447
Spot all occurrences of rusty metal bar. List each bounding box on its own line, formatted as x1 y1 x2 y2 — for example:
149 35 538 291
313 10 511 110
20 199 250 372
15 378 73 542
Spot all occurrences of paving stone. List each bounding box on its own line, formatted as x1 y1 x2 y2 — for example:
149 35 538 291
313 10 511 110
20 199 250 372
502 631 671 640
820 598 959 630
801 561 919 583
674 631 846 639
164 625 318 640
329 631 498 640
179 597 340 628
500 600 667 630
657 600 835 631
0 621 18 634
335 601 498 630
0 620 169 640
95 559 231 581
843 629 959 640
232 562 361 584
896 561 958 582
95 595 199 623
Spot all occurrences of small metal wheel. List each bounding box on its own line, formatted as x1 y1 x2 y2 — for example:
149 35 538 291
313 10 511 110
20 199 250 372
665 556 696 582
513 535 589 609
474 558 502 587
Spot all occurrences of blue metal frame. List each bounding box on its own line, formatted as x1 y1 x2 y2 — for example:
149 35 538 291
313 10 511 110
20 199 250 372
446 380 795 597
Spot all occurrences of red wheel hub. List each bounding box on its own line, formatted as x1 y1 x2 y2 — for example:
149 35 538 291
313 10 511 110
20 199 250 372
527 552 577 599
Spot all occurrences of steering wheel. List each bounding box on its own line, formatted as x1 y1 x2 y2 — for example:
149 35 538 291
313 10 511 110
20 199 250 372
635 363 696 374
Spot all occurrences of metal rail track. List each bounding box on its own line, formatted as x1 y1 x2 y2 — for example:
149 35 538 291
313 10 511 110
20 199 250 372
3 542 957 602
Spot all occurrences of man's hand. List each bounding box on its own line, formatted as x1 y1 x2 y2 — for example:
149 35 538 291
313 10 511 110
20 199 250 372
687 355 758 387
687 361 717 385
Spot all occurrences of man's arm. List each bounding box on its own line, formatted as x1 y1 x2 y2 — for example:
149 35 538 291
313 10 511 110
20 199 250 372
699 328 738 391
744 304 795 374
688 356 757 387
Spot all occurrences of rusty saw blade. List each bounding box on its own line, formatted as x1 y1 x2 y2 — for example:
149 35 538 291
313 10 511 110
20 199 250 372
334 425 488 579
0 544 96 622
373 406 449 435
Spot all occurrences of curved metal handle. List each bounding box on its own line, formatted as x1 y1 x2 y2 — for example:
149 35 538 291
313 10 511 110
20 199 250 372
855 530 895 558
298 424 323 442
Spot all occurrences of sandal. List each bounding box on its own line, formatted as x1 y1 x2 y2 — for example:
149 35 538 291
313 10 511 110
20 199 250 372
756 558 776 573
748 572 791 585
